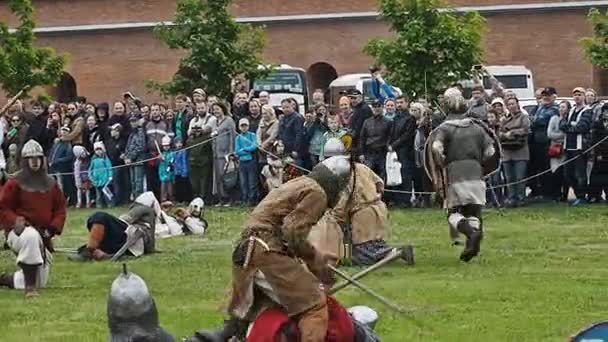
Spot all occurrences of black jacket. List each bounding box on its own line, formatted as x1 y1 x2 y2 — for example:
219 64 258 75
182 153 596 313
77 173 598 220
25 115 51 153
390 110 417 160
359 115 392 153
106 136 127 166
351 102 372 151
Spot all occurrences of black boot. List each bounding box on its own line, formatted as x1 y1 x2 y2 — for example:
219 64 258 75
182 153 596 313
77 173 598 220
67 246 94 262
457 220 481 262
398 245 415 266
0 272 14 288
191 319 246 342
20 263 39 297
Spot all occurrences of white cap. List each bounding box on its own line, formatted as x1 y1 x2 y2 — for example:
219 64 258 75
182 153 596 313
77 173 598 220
73 145 88 158
161 135 171 146
491 97 505 107
239 118 250 126
93 141 106 152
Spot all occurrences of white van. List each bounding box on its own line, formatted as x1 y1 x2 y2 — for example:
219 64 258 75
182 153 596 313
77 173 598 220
328 73 402 110
250 64 309 113
482 65 535 99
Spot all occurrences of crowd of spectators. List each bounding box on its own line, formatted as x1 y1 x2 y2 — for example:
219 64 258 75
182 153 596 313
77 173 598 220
1 73 607 209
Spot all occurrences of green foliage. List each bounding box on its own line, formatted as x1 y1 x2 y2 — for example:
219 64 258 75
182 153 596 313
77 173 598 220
150 0 267 98
580 8 608 69
364 0 485 99
0 0 66 96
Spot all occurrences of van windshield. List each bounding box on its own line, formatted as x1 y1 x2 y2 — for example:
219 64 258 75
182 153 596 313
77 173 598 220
253 71 305 94
483 75 528 89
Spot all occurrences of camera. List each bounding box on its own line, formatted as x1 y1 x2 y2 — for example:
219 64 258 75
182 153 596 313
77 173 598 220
473 65 483 71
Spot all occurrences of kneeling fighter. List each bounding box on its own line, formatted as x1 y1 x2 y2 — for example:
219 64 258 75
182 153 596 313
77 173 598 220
0 140 67 296
189 155 352 342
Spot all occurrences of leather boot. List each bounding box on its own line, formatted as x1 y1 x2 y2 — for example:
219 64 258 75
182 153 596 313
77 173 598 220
20 264 39 298
457 221 481 262
192 319 247 342
0 272 14 288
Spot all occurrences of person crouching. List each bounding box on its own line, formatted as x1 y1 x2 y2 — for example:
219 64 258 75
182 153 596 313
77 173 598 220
0 140 67 297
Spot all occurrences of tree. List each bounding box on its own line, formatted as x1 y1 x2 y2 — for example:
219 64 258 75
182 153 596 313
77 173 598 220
150 0 268 98
364 0 485 99
0 0 66 96
580 8 608 69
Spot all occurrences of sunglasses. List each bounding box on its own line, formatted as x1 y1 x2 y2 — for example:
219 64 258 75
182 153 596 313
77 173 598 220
68 108 76 111
11 119 21 123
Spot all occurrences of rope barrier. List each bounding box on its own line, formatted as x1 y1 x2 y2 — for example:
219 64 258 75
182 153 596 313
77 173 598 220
42 118 608 197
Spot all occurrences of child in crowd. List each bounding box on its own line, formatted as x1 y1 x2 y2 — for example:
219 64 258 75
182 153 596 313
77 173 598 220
89 141 113 208
485 109 504 207
73 145 92 208
158 135 175 202
173 138 191 203
235 118 258 206
48 126 74 192
319 116 347 160
6 144 19 174
125 114 147 200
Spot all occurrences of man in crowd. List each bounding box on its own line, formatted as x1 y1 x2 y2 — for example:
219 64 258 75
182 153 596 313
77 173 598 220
188 101 217 202
528 87 559 200
312 88 325 105
347 89 372 154
190 156 352 342
174 95 190 145
560 87 593 206
145 103 169 197
0 140 66 297
233 91 250 120
389 95 417 207
359 100 392 179
26 101 51 153
467 85 490 120
258 91 270 106
278 98 304 165
427 88 498 262
192 88 207 105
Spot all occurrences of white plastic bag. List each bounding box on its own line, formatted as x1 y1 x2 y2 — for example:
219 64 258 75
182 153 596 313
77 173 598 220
385 151 402 186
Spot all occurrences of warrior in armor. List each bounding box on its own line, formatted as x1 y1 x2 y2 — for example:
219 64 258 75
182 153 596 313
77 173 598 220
0 140 67 296
425 88 499 262
309 138 414 266
188 156 352 342
107 265 175 341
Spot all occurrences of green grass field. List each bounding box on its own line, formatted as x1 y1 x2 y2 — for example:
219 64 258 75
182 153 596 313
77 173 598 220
0 204 606 341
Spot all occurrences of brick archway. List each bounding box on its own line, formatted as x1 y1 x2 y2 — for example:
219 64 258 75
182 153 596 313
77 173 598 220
307 62 338 95
48 72 78 103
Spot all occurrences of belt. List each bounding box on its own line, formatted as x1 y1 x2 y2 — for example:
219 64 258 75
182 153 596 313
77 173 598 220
242 236 270 268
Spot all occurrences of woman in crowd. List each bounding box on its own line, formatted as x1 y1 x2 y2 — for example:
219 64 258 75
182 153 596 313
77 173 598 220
96 102 110 137
211 102 236 207
336 95 353 129
83 114 102 153
246 99 262 133
546 100 569 202
500 97 531 207
46 108 63 141
383 98 397 122
256 104 279 159
304 107 327 167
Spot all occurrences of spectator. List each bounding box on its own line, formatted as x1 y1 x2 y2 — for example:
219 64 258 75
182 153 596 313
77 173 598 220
26 101 51 153
256 104 279 159
48 126 74 194
207 95 219 110
140 105 150 122
258 91 270 106
371 69 400 103
61 102 84 145
490 97 507 119
336 95 353 128
246 99 262 133
467 85 490 120
278 98 304 164
158 136 175 202
192 88 207 105
319 116 348 161
106 123 129 205
83 114 102 153
233 91 250 120
389 95 416 207
173 138 191 203
383 99 397 122
211 102 236 206
4 113 29 163
89 141 113 208
585 88 603 122
125 114 147 199
547 100 569 202
412 102 433 207
486 110 504 206
528 87 559 200
187 106 215 202
173 95 190 144
164 109 176 140
108 101 130 140
96 102 110 136
588 105 608 202
359 100 392 179
85 103 96 117
348 89 373 153
560 87 593 206
305 107 327 167
73 145 92 208
235 118 258 206
500 97 531 207
260 153 284 193
312 88 325 105
46 109 62 142
145 104 168 198
315 103 329 120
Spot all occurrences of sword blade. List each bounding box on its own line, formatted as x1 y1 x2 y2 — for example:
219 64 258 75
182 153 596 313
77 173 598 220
330 248 404 294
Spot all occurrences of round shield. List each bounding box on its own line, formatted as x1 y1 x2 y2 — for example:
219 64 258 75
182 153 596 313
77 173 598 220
570 321 608 341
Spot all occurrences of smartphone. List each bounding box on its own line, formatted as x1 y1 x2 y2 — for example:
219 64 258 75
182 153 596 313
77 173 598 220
473 65 483 70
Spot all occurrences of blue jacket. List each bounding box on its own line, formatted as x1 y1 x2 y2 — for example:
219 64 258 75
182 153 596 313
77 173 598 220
560 105 593 151
173 150 188 177
530 102 559 144
49 141 73 174
89 155 113 187
372 78 398 103
158 150 175 182
235 131 257 162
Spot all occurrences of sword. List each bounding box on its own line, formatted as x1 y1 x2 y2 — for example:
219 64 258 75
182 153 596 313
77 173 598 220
330 247 405 294
0 86 28 117
327 264 407 314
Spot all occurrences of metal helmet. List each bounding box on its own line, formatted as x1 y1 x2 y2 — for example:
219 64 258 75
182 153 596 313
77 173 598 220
21 140 44 159
348 305 379 330
323 138 346 158
188 197 205 218
319 155 351 179
308 155 352 208
107 265 175 342
444 87 467 114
